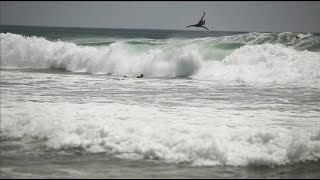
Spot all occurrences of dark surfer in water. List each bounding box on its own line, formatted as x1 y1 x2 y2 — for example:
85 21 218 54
122 74 143 78
186 12 209 30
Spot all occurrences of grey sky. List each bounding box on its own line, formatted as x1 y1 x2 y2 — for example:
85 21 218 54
1 1 320 32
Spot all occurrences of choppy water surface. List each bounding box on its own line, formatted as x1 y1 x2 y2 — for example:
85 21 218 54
1 25 320 178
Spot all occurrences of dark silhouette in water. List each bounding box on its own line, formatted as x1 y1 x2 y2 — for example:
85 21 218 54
295 35 300 39
122 74 143 78
186 12 209 30
136 74 144 78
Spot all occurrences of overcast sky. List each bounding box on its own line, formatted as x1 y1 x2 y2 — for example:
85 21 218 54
1 1 320 32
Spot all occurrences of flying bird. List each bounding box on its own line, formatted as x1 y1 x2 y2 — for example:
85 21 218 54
186 12 209 30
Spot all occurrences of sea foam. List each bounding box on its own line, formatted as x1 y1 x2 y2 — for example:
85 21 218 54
1 33 320 85
1 102 320 166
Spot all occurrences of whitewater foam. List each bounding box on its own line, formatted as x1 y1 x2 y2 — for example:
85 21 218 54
1 101 320 167
195 44 320 85
0 33 201 77
1 33 320 85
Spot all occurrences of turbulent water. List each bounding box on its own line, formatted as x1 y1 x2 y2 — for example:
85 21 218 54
1 25 320 178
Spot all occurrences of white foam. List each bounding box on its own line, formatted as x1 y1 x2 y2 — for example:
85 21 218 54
0 33 201 77
195 44 320 85
1 101 320 167
1 33 320 85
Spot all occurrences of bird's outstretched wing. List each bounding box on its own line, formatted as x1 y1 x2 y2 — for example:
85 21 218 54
186 24 196 28
200 12 205 21
201 26 209 30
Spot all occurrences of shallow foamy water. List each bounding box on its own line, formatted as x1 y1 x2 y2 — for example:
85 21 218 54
1 69 320 178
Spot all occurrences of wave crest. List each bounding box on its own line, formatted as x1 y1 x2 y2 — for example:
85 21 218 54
195 44 320 84
1 33 201 77
1 33 320 84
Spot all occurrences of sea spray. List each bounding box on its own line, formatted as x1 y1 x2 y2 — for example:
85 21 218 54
1 32 320 84
1 33 202 77
195 44 320 84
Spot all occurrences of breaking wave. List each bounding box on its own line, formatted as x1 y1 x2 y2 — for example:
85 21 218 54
1 32 320 84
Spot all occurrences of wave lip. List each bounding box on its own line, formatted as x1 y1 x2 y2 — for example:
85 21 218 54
1 33 201 77
195 43 320 85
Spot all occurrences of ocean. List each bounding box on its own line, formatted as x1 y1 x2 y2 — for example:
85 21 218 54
1 25 320 178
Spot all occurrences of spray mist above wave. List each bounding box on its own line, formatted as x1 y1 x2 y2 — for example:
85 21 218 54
1 33 201 77
1 32 320 84
69 32 320 52
218 32 320 50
